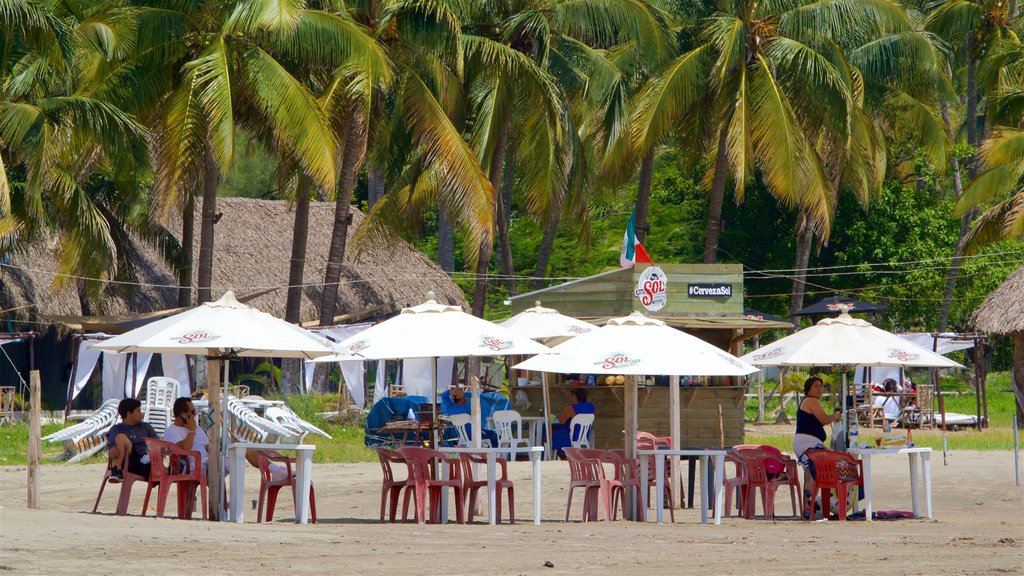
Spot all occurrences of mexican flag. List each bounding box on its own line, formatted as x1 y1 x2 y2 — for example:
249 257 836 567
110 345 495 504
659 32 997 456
619 208 652 267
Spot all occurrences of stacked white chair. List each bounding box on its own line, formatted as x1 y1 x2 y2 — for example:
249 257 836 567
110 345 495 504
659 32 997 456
448 414 492 448
264 406 332 443
142 377 180 437
43 399 121 462
492 410 529 460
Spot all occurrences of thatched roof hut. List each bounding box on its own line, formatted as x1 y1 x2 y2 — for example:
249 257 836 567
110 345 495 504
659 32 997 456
0 198 466 328
972 266 1024 416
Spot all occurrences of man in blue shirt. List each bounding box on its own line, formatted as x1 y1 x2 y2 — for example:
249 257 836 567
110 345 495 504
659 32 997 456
106 398 158 480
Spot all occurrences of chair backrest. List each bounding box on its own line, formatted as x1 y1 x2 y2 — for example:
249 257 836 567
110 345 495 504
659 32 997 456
264 406 306 442
636 431 670 448
143 377 180 437
254 449 294 486
805 449 861 486
563 447 601 483
569 413 595 448
376 448 410 484
448 414 473 447
398 447 460 483
492 410 524 444
916 384 934 413
145 437 203 482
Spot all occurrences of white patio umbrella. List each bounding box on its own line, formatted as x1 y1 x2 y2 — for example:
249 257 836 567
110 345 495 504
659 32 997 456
312 293 550 448
498 302 596 459
738 308 962 450
93 291 335 519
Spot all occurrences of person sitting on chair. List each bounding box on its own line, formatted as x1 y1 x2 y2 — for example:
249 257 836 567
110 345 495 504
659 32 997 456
441 387 498 446
551 388 596 457
872 379 902 420
106 398 158 480
164 397 283 479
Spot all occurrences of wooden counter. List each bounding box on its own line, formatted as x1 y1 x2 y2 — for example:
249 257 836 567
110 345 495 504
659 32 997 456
511 384 746 450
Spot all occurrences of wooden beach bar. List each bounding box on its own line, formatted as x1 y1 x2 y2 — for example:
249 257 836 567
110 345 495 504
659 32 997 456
509 264 790 449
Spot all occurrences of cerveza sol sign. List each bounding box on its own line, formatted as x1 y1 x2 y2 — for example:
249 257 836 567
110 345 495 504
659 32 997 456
687 283 732 298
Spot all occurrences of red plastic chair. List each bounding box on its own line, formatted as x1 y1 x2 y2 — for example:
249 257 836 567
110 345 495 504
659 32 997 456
398 447 464 524
141 438 207 519
459 452 515 524
605 449 645 521
713 451 748 518
636 431 670 448
734 446 801 519
804 449 864 521
376 448 415 523
92 448 146 516
563 447 603 522
254 449 318 523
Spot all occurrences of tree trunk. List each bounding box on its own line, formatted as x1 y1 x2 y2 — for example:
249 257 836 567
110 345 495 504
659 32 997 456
496 131 517 296
703 124 731 264
532 189 564 291
77 280 92 316
197 146 220 304
367 165 385 210
789 209 814 323
177 197 194 307
319 111 363 325
437 198 454 272
471 118 510 318
285 175 312 323
937 97 973 331
635 148 655 244
1014 333 1024 421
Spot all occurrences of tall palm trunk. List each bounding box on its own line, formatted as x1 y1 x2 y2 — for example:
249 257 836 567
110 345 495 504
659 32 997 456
496 133 517 296
789 209 814 322
197 146 220 304
319 112 363 325
285 175 312 323
532 188 563 291
471 118 510 318
367 166 384 210
177 197 194 307
704 124 731 264
437 198 454 272
635 148 655 244
937 95 975 330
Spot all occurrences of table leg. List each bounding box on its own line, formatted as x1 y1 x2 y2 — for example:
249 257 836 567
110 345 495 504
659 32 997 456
295 450 312 525
699 456 708 524
655 454 665 524
531 451 542 525
440 460 449 524
688 457 696 509
922 451 932 519
641 455 649 518
487 453 497 525
909 452 921 518
862 454 873 522
230 447 246 523
712 454 724 526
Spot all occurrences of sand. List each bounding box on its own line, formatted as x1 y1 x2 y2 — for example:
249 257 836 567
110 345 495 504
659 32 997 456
1 450 1022 575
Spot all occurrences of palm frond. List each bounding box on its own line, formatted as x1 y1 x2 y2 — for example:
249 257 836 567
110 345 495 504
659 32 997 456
962 192 1024 254
186 39 235 171
225 0 305 35
631 44 710 152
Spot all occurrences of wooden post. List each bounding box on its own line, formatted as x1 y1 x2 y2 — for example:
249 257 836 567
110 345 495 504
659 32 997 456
208 357 222 520
624 375 638 519
669 375 681 509
27 370 41 509
718 404 725 448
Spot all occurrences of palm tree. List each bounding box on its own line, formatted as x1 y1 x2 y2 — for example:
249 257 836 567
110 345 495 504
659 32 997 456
149 0 389 304
1 0 173 310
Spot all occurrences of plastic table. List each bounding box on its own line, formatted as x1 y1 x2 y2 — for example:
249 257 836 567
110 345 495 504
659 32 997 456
228 442 315 524
848 446 932 520
638 448 727 525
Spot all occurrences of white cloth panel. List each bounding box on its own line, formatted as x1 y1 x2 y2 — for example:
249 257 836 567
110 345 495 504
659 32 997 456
162 354 191 394
68 340 103 402
339 361 366 408
373 360 386 404
101 352 129 401
401 357 454 399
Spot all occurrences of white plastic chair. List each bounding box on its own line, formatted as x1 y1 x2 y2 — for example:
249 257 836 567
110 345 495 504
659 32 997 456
492 410 529 460
143 377 181 437
448 413 491 448
44 399 121 462
569 413 595 449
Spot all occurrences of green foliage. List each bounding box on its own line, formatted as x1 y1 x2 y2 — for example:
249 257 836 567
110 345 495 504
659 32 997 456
234 362 282 395
217 131 281 199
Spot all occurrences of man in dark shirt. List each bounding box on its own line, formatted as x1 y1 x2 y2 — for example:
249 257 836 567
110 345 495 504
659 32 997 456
106 398 158 480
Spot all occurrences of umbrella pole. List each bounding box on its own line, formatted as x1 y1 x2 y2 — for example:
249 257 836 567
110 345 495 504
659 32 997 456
207 357 222 521
431 358 438 448
842 371 850 451
542 373 553 460
470 363 482 449
669 375 680 509
624 375 638 520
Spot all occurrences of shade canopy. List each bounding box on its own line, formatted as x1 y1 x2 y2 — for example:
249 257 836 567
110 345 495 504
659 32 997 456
514 312 757 376
93 291 335 359
498 301 596 341
739 312 962 369
312 293 551 362
791 295 887 317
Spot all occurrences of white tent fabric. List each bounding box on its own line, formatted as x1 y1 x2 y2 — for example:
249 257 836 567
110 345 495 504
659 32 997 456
69 339 104 402
100 352 128 400
339 361 365 407
373 360 386 404
401 357 455 399
162 354 191 394
304 323 374 400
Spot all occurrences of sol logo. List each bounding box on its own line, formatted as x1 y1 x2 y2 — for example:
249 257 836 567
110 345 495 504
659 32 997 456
346 340 370 354
596 353 640 370
480 337 513 351
887 348 920 362
751 347 785 361
633 266 667 312
174 331 220 344
567 325 591 334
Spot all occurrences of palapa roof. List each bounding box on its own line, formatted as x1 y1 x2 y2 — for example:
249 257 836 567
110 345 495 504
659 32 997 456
972 266 1024 334
0 198 466 329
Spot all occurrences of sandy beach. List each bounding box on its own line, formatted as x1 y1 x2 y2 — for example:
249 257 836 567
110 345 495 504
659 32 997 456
1 451 1022 575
